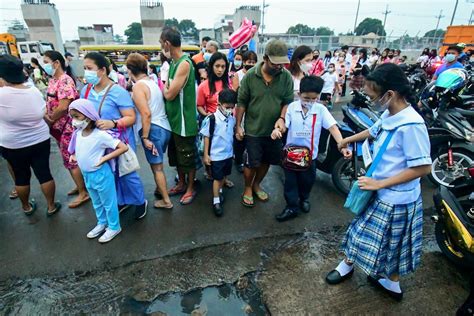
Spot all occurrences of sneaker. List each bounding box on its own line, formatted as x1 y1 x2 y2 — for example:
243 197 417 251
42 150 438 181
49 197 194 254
86 224 107 239
118 204 131 213
135 200 148 220
98 228 122 243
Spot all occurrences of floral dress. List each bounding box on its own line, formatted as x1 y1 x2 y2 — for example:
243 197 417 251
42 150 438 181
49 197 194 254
46 73 79 170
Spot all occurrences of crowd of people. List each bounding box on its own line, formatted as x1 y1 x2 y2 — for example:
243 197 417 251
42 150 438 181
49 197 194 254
1 26 472 300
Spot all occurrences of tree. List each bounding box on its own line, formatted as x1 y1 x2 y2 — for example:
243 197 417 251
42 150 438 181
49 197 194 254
355 18 386 36
125 22 143 44
165 18 179 29
314 26 334 36
113 34 124 44
178 19 199 40
286 24 315 36
423 29 446 38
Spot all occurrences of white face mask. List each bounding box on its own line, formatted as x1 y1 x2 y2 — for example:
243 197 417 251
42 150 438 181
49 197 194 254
301 101 314 110
220 107 233 117
300 62 313 73
370 92 392 112
72 118 89 130
328 67 335 73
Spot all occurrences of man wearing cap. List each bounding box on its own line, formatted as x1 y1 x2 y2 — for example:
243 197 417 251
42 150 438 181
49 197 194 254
235 39 294 208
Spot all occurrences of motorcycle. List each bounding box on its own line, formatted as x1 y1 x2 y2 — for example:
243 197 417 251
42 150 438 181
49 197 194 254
319 90 379 195
432 165 474 269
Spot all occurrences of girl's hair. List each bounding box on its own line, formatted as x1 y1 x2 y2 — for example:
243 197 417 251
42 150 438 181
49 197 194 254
324 51 332 59
351 48 358 55
193 60 206 86
231 50 243 72
207 52 229 95
366 63 415 104
242 50 258 63
84 52 111 75
149 64 158 76
358 48 368 63
289 45 313 76
125 53 148 76
44 50 74 79
30 57 46 76
328 63 336 68
110 59 119 72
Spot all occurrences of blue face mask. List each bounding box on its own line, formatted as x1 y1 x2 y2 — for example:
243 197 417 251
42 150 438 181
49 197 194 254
43 63 54 76
233 60 242 68
84 70 100 85
445 53 457 63
204 52 212 63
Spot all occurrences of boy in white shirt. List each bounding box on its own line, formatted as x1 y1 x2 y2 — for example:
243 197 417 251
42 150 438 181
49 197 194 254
271 76 351 222
320 63 340 109
201 89 237 217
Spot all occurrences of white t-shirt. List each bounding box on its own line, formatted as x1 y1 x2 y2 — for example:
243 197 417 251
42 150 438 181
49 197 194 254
0 86 50 149
160 61 170 83
292 76 301 100
75 129 120 172
285 100 337 160
321 72 338 94
135 79 171 132
236 69 246 83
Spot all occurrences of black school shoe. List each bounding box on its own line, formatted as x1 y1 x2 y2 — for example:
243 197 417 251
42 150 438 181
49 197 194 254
275 208 298 222
213 203 223 217
367 275 404 302
300 200 311 213
325 269 354 285
134 200 148 220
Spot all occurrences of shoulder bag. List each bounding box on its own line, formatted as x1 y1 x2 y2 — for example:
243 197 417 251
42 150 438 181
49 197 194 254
281 114 316 171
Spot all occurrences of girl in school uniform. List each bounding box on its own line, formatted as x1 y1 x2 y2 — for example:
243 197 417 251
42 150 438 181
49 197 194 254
325 63 432 301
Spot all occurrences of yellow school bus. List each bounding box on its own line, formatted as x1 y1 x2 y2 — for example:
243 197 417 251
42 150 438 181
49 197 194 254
79 44 200 65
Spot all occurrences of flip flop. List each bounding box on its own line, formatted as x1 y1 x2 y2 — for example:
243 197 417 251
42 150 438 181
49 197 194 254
154 190 163 199
154 200 174 209
254 190 269 202
168 185 186 196
67 188 79 196
241 195 254 208
68 195 91 208
23 199 37 216
9 189 18 200
224 179 234 188
180 191 197 205
47 202 62 217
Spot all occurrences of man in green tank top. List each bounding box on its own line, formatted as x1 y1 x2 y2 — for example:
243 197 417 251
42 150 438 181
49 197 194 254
160 27 198 205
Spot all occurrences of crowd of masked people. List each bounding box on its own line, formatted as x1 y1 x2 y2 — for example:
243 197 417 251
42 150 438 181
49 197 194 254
3 26 474 301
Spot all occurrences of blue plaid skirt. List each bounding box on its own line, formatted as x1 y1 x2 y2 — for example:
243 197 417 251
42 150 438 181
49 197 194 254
341 195 423 277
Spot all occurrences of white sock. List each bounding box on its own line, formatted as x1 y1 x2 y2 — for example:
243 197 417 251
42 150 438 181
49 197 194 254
378 278 402 293
213 197 220 205
335 260 353 276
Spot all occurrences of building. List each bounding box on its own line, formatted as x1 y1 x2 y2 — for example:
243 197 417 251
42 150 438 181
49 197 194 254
140 0 164 45
213 15 234 44
78 27 95 46
20 0 64 53
7 23 30 42
78 25 114 46
199 29 215 42
64 40 80 57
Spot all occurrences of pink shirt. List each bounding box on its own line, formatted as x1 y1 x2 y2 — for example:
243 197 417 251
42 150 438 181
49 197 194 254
0 86 50 149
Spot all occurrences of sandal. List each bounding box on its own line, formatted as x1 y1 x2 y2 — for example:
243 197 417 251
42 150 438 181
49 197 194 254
254 190 269 202
68 195 91 208
224 179 234 188
9 189 18 200
180 191 197 205
241 195 254 208
23 199 37 216
154 200 174 209
67 188 79 196
168 185 186 196
47 202 62 217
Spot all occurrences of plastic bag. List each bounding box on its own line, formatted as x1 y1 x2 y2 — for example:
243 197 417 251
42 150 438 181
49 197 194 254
229 18 258 49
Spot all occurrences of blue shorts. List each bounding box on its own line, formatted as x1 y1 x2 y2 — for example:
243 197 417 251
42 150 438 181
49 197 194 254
211 158 232 181
139 124 171 165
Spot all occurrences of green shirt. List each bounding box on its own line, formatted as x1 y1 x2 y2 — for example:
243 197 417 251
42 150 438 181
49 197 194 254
165 54 198 137
237 62 294 137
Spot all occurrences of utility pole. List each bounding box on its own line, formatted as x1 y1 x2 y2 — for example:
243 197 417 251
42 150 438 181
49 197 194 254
353 0 361 34
261 0 270 36
469 9 474 25
450 0 459 25
434 10 445 39
382 4 391 33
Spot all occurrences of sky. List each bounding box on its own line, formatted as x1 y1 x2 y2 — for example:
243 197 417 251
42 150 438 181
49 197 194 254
1 0 473 41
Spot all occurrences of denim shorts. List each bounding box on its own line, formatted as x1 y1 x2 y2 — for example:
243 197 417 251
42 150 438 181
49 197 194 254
139 124 171 165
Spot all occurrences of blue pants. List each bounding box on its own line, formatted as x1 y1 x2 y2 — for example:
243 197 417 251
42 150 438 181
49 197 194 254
83 163 120 230
283 162 316 211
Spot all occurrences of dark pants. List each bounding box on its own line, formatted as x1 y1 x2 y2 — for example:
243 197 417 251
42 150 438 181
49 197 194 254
341 76 347 96
233 136 245 165
283 161 316 211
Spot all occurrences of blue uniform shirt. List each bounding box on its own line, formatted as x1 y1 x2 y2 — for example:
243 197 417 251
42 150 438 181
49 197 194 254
368 106 431 205
200 109 235 162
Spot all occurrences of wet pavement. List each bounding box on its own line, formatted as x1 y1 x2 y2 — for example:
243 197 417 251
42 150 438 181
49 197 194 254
0 101 470 314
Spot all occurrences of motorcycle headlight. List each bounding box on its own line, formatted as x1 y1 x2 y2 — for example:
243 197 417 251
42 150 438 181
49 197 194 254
445 122 464 139
464 128 474 142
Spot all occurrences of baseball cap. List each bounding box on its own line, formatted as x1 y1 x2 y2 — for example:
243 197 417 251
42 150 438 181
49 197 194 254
0 55 26 84
265 40 290 64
